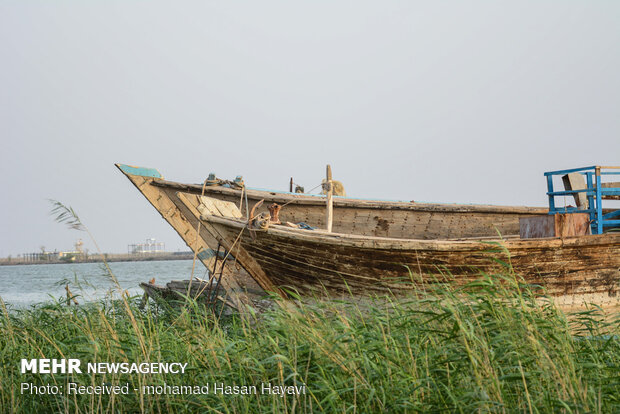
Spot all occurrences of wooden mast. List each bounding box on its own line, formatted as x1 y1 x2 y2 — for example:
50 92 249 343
326 164 333 232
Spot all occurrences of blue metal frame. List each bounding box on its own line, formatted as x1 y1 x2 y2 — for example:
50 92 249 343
544 166 620 234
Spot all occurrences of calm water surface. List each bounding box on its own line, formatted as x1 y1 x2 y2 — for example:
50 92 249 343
0 260 206 307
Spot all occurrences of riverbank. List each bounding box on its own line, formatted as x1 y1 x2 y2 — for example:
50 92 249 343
0 252 194 266
2 271 619 413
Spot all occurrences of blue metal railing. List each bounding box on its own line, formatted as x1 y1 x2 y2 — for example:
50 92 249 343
545 166 620 234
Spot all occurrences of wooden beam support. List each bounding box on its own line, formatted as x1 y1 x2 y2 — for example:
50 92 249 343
116 165 251 310
326 164 333 233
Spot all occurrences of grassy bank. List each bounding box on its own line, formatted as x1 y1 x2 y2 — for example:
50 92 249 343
1 273 619 413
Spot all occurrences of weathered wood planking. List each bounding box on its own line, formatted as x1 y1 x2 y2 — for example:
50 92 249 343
117 165 619 311
183 195 619 302
150 179 549 239
519 213 591 239
176 192 285 298
115 164 251 308
562 173 589 208
601 182 620 200
158 186 266 297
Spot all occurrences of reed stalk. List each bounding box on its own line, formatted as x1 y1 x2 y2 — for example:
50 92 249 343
1 269 618 413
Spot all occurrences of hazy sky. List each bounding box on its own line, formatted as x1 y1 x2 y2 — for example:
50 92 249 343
1 1 619 256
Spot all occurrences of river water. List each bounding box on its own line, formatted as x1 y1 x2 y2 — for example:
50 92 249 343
0 260 207 308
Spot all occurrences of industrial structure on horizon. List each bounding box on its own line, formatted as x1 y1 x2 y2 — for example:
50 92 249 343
19 239 86 262
128 238 165 254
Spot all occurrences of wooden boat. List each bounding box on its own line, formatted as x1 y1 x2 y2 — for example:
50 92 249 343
182 194 619 303
117 164 620 309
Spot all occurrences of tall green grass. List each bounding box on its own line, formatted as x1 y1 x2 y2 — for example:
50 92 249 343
1 271 618 413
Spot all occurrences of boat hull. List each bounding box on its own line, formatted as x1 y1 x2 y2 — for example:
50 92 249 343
148 175 549 239
117 164 619 309
198 212 620 299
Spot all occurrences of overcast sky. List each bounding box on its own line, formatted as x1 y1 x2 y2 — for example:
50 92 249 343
1 1 619 256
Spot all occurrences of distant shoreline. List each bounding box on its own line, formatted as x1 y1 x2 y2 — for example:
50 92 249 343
0 252 195 266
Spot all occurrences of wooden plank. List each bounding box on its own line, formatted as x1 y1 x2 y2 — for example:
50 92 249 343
196 196 242 218
144 178 561 239
115 164 251 309
202 196 243 218
162 188 266 297
177 192 286 298
562 173 588 208
602 182 620 188
197 201 218 216
519 215 555 239
151 179 549 214
601 182 620 200
554 213 591 237
520 213 590 239
326 165 333 232
204 212 620 299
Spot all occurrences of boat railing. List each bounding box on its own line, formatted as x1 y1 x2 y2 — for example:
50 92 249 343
544 166 620 234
